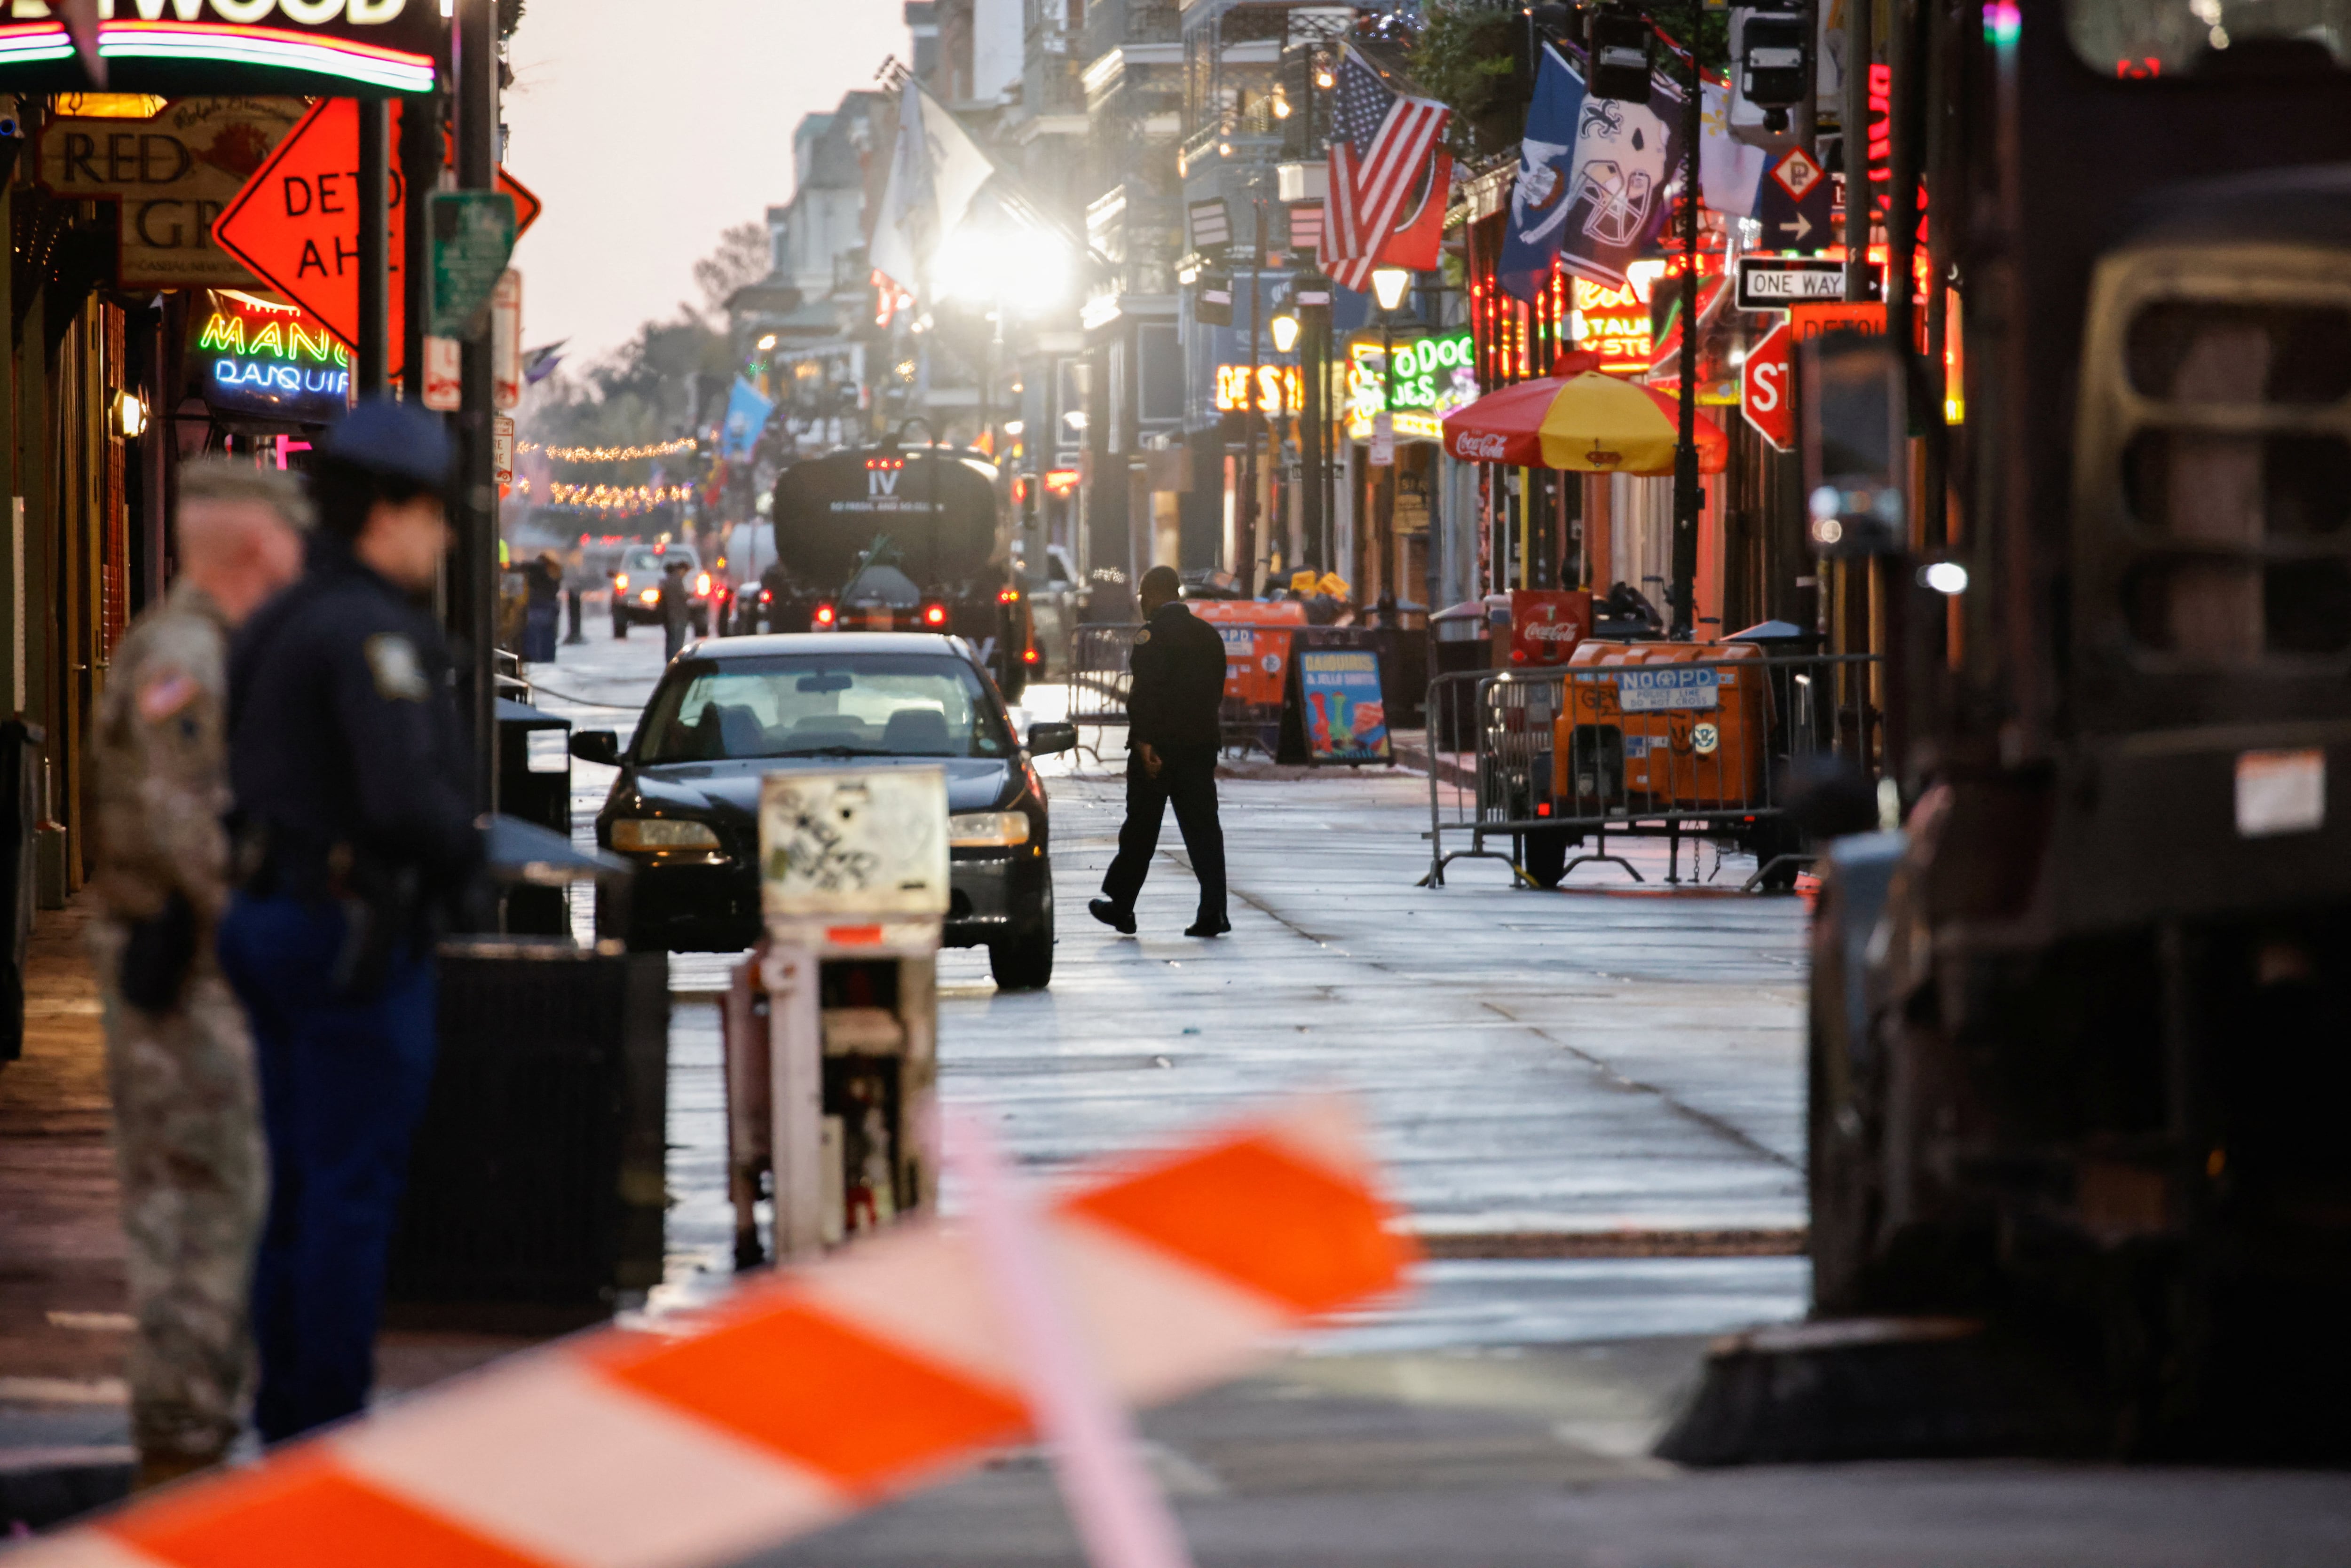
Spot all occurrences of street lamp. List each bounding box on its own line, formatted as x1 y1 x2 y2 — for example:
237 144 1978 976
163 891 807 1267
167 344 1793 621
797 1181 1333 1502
1370 266 1412 313
756 333 778 352
1368 267 1415 625
1269 307 1300 354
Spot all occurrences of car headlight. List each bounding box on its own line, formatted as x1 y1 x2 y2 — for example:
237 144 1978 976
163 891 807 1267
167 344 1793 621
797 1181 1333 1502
640 588 659 604
947 811 1032 848
612 818 722 852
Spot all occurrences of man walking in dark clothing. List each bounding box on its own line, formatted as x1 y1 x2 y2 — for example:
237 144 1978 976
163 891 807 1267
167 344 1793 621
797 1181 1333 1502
1092 565 1230 938
659 557 695 660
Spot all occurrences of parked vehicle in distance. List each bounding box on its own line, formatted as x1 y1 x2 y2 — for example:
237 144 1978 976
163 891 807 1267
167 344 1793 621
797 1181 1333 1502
767 442 1037 700
610 542 710 639
574 631 1076 989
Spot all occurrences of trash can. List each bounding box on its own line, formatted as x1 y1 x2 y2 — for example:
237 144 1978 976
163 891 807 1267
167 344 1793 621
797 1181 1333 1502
387 937 669 1328
497 698 573 937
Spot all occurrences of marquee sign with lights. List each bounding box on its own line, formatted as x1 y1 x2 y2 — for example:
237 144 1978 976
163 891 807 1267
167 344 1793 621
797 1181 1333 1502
190 288 352 425
0 2 444 97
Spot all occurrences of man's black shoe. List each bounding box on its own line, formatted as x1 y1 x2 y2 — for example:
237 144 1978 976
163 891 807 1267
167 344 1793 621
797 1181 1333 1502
1184 917 1232 938
1089 898 1136 935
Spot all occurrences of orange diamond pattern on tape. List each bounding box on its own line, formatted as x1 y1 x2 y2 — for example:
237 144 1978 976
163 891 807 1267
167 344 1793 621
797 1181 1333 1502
593 1295 1031 1496
1066 1133 1411 1314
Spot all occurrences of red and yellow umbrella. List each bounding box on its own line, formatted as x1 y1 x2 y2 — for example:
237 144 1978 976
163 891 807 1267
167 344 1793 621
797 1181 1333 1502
1440 371 1729 475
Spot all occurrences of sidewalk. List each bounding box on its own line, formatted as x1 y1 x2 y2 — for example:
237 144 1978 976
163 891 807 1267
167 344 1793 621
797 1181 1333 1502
0 901 136 1525
0 904 543 1530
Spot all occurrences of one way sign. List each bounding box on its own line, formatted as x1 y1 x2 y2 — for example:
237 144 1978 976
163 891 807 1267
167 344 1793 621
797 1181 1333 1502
1757 146 1833 251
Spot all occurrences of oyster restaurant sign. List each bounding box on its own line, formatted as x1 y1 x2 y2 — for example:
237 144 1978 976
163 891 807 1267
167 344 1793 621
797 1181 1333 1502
0 1 443 95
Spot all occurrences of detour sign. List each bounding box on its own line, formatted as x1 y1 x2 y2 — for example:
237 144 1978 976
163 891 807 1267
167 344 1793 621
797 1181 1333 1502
212 97 542 377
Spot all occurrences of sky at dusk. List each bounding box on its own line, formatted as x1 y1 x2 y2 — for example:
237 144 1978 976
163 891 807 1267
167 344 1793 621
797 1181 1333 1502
502 0 910 367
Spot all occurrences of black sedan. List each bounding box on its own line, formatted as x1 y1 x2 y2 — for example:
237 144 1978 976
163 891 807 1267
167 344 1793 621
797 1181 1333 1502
572 632 1073 989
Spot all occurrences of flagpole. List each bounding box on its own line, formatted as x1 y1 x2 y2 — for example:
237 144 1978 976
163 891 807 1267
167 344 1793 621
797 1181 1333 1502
1668 8 1704 642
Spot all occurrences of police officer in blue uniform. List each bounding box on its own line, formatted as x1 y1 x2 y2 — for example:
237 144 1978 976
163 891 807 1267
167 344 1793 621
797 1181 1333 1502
1091 565 1231 938
218 400 482 1443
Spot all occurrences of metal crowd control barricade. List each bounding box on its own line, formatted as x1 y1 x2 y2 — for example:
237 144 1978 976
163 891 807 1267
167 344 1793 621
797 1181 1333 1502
721 766 947 1265
1066 621 1137 764
1421 649 1884 890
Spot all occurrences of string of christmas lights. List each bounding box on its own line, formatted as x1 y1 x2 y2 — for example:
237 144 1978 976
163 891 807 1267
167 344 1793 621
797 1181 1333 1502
539 481 694 508
518 436 699 464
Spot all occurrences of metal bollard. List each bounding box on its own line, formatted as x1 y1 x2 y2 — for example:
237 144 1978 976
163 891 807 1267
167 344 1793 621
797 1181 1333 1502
563 586 586 645
722 766 948 1265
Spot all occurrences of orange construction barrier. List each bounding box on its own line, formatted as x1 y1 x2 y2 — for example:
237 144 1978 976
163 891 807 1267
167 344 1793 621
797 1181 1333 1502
1554 641 1772 811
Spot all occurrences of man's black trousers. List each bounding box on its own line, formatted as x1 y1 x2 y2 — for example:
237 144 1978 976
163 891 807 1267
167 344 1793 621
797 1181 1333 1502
1100 745 1225 923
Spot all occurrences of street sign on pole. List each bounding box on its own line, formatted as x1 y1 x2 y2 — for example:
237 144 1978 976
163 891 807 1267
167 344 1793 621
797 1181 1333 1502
491 268 522 410
422 335 461 411
1369 409 1395 467
493 414 514 487
1736 255 1855 311
1755 145 1832 252
428 190 516 339
1741 318 1792 450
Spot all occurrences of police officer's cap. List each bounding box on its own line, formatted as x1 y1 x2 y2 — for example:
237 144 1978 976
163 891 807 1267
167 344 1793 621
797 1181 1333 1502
319 398 455 496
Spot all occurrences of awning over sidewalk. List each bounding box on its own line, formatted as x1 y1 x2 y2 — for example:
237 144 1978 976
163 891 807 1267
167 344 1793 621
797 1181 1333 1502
1440 371 1729 475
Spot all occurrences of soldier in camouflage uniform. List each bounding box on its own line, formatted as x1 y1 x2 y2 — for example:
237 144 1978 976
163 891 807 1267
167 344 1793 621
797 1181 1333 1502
90 461 308 1488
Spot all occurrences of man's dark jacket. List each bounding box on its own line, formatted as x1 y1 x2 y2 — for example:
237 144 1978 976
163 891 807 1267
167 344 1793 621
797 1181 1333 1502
1127 599 1226 752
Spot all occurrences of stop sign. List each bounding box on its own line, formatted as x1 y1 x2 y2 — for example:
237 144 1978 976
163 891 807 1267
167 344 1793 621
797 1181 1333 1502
1742 318 1792 452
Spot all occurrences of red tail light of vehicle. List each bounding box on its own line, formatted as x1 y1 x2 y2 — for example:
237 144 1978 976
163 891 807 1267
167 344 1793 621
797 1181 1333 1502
922 603 948 628
814 602 836 628
997 587 1019 604
1023 647 1041 664
758 588 773 605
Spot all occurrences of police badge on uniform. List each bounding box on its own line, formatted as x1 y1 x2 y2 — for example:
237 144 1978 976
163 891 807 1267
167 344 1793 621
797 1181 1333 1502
1134 629 1152 644
363 634 431 701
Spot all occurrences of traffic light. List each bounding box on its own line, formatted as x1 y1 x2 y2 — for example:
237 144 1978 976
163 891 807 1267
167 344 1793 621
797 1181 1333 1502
1733 2 1810 133
1587 7 1654 102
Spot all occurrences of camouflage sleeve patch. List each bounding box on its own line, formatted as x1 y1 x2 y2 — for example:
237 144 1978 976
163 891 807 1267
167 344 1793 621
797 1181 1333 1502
135 670 200 724
363 634 431 702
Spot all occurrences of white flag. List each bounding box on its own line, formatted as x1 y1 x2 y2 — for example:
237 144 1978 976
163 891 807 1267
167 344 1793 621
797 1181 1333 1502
869 82 999 303
1700 79 1768 219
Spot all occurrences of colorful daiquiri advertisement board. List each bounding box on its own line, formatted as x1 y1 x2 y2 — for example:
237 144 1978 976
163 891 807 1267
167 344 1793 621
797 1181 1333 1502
191 289 352 425
1299 649 1390 765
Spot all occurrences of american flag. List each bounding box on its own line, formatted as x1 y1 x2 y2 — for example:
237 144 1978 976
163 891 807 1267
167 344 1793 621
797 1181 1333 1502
1319 47 1450 292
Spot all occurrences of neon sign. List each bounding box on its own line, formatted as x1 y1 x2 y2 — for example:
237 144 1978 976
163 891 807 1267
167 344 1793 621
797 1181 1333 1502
192 289 351 424
1346 328 1478 442
1215 364 1302 416
1570 277 1652 372
0 4 442 96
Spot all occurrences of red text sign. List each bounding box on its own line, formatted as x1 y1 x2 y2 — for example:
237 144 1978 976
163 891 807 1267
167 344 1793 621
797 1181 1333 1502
212 98 543 378
1742 319 1792 452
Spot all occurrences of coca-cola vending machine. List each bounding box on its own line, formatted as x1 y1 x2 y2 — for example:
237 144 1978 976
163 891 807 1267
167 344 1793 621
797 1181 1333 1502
1504 589 1591 669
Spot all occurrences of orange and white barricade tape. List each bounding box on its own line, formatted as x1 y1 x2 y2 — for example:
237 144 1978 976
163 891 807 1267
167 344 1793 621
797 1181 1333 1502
14 1095 1410 1568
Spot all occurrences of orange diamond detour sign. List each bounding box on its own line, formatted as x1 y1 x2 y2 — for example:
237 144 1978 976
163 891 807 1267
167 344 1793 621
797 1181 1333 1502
212 98 541 380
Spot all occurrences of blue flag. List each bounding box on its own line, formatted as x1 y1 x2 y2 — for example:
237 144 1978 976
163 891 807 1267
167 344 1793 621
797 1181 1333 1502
1556 68 1686 290
1500 46 1689 300
1498 44 1585 304
720 375 774 461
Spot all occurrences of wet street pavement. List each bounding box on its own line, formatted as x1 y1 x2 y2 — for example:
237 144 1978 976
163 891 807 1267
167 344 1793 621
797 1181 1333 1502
529 617 1813 1352
527 620 2351 1568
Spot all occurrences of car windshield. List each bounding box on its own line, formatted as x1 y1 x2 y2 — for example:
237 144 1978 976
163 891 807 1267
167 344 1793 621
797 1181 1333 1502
624 546 696 574
635 654 1012 764
2066 0 2350 72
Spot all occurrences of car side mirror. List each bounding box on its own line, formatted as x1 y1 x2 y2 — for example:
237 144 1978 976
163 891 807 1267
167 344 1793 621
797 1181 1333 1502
1027 722 1078 756
570 729 622 767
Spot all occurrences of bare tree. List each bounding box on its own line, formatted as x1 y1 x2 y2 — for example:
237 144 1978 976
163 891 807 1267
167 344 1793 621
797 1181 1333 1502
692 221 773 318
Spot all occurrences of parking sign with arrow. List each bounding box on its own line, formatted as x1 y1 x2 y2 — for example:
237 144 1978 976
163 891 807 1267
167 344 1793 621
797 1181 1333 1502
1756 145 1832 252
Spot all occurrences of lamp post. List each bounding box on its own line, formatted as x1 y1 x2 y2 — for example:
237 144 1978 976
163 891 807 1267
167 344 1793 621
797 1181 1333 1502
1238 197 1268 597
1370 265 1412 622
1667 6 1704 641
